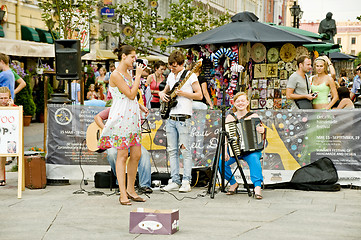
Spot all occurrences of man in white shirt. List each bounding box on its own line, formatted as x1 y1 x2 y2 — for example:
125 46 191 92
159 50 202 192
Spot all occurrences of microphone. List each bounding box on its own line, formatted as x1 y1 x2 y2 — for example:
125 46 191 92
133 59 151 70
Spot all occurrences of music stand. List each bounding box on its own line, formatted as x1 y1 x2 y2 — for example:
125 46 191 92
207 57 252 199
141 118 151 134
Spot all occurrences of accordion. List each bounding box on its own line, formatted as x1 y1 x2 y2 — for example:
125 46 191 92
225 118 264 157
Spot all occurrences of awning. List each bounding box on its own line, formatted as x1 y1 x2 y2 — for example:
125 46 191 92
329 52 357 60
35 28 54 44
96 49 117 60
0 25 4 38
81 49 96 60
267 23 323 39
0 38 54 57
304 43 340 53
21 25 40 42
142 55 168 63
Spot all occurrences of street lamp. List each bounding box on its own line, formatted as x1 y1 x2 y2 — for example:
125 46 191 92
290 1 303 28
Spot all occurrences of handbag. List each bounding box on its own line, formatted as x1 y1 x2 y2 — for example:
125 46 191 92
294 99 313 109
295 75 313 109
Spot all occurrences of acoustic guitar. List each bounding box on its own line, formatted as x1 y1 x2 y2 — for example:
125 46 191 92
86 122 105 153
160 59 203 119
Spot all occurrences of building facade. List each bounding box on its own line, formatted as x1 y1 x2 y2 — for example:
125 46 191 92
335 21 361 56
300 21 361 56
263 0 287 25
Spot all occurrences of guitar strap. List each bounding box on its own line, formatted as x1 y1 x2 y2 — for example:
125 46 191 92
230 111 254 122
179 70 189 82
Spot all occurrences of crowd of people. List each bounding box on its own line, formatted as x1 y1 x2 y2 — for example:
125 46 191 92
286 54 360 110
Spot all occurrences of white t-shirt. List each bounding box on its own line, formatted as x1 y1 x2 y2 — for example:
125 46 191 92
167 69 198 116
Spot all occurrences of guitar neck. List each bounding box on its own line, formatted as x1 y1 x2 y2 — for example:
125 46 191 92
170 70 194 99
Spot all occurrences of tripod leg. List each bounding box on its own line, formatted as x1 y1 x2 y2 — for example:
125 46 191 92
208 132 223 198
235 156 252 197
224 132 252 197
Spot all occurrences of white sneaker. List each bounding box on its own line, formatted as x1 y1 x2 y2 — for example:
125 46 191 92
162 182 180 192
179 180 191 193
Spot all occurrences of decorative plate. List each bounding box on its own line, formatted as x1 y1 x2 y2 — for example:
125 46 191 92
295 46 309 59
251 43 266 63
267 47 279 63
280 43 296 62
292 60 297 71
285 62 293 71
239 42 251 66
278 60 285 70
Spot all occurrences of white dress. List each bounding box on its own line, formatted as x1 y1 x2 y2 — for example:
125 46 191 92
98 71 141 149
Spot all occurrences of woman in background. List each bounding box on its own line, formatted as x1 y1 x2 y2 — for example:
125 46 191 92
146 60 166 108
334 86 354 109
96 67 108 94
310 56 338 109
87 84 97 100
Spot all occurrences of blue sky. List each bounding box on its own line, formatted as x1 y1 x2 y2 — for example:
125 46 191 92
298 0 361 22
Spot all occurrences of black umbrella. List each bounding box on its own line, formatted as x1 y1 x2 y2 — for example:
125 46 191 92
173 12 324 48
329 52 357 60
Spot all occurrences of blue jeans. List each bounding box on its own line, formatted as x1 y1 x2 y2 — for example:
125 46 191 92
166 118 193 184
192 103 208 158
218 150 263 187
106 145 151 188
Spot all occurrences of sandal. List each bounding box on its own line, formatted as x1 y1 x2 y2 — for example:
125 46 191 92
253 189 263 200
226 183 238 195
0 180 6 186
127 192 146 202
119 196 132 206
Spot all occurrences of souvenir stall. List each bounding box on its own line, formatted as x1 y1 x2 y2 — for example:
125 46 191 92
174 12 323 110
328 51 357 79
194 43 310 110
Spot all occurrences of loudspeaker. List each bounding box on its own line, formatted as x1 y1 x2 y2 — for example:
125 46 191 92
151 172 171 186
55 39 81 80
94 171 118 188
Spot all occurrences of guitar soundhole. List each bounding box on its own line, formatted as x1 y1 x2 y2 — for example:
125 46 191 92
97 130 100 140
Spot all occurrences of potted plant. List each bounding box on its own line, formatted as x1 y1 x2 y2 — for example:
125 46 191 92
12 69 36 126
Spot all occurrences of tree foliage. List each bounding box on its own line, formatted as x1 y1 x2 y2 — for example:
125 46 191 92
154 0 231 52
14 75 36 116
354 51 361 68
101 0 231 53
38 0 97 40
100 0 158 54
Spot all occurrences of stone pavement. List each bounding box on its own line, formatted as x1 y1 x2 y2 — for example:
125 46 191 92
1 123 361 240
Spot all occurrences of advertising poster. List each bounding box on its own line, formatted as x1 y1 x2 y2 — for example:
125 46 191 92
0 108 20 155
46 105 361 185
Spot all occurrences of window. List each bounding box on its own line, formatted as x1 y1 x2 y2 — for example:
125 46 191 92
351 37 356 44
351 50 355 55
337 38 341 44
